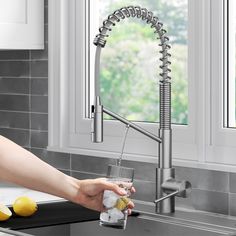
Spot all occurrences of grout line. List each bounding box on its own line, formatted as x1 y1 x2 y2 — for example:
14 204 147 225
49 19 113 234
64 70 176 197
58 168 71 173
0 127 30 132
27 77 48 79
0 92 48 97
31 94 48 97
0 127 48 132
0 93 48 96
0 77 29 79
0 109 48 115
71 170 105 177
0 76 48 79
0 59 48 62
0 59 30 62
0 93 47 96
30 147 46 151
0 93 30 96
29 59 48 62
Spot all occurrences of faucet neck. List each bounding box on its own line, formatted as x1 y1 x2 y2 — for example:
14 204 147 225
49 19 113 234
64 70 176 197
93 6 172 131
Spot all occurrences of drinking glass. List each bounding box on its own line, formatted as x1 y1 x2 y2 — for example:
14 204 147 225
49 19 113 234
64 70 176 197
99 164 134 229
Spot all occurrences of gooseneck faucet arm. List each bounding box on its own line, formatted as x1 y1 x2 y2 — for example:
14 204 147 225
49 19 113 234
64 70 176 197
91 6 191 214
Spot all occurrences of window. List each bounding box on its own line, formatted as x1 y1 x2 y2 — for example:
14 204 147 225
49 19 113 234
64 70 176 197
224 0 236 128
89 0 188 124
48 0 236 172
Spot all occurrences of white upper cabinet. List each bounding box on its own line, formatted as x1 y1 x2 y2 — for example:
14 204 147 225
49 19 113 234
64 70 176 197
0 0 44 49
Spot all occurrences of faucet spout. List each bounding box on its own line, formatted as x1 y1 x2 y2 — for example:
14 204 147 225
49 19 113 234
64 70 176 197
103 107 162 143
91 96 103 143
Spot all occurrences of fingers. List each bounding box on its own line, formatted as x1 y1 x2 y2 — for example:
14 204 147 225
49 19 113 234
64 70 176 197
127 200 135 209
98 180 127 196
97 178 136 196
131 186 136 193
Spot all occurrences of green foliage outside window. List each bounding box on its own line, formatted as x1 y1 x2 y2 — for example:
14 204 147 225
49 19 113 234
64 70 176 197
99 0 188 124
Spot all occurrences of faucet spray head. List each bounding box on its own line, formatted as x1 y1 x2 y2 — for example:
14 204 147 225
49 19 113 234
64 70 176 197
91 96 103 143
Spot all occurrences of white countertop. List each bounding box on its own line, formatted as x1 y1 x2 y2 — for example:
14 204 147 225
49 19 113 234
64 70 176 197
0 184 62 206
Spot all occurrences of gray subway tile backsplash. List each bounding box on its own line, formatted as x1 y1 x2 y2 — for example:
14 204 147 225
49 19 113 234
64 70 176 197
0 61 29 77
229 193 236 216
31 130 48 148
0 94 29 111
31 113 48 131
31 148 71 170
30 95 48 113
191 189 229 215
175 166 229 193
121 160 156 182
31 78 48 95
132 180 156 202
31 60 48 77
0 128 29 147
175 189 229 215
0 77 29 94
229 173 236 193
0 51 29 60
0 111 29 129
72 171 105 180
71 154 116 175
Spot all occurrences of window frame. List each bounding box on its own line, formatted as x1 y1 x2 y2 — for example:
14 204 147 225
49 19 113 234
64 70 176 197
207 0 236 167
48 0 236 172
224 0 236 128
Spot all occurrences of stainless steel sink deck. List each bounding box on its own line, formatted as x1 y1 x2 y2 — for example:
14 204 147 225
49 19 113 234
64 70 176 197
69 212 236 236
21 210 236 236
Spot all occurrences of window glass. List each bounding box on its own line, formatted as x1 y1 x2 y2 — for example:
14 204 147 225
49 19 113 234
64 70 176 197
91 0 188 124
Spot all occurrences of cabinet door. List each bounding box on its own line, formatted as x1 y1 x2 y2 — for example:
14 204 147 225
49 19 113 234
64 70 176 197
0 0 44 49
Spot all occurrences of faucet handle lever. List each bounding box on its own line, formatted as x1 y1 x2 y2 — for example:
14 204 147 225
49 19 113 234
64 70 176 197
154 190 179 204
154 179 192 204
162 179 192 198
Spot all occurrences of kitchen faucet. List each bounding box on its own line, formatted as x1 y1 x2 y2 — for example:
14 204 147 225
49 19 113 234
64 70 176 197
91 6 191 214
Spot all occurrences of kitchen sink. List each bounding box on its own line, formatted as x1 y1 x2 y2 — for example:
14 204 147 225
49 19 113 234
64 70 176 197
1 200 235 236
20 211 236 236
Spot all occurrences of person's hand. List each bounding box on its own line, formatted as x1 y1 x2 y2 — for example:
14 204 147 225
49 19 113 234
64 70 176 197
73 178 135 213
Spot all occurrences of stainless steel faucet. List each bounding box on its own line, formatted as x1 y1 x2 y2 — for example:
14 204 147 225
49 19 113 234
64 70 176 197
91 6 191 214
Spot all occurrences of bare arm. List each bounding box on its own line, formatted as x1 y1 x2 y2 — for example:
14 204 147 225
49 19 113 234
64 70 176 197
0 135 134 212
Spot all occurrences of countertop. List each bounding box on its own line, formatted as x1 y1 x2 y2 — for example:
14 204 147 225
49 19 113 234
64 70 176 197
0 185 61 206
0 185 99 235
0 185 99 231
1 186 236 235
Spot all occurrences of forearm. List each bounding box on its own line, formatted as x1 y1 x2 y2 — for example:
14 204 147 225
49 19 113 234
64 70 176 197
0 135 79 202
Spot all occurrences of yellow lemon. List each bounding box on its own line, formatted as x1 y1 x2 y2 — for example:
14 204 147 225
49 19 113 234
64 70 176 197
13 196 38 217
0 203 12 221
115 197 130 211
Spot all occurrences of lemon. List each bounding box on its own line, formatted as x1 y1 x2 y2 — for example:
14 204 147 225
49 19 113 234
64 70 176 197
13 196 38 217
0 203 12 221
115 197 130 211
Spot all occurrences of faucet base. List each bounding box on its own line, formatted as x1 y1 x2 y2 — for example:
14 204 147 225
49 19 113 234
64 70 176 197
155 168 175 214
